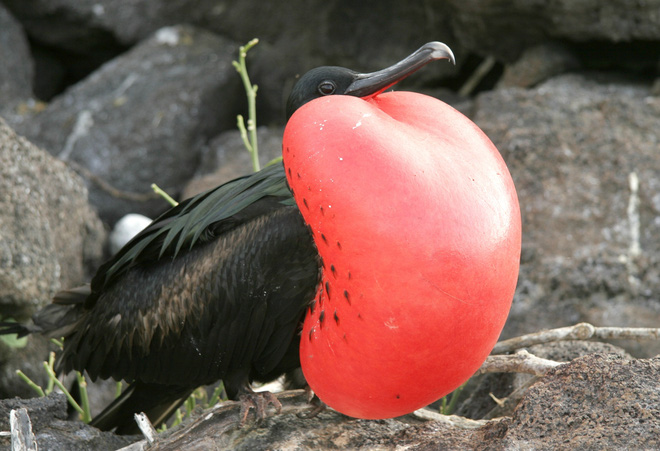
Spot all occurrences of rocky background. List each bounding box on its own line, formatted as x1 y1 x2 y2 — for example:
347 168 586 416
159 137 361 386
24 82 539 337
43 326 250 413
1 0 659 449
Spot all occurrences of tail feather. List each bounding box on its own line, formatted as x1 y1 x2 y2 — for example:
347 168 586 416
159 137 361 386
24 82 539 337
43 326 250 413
53 284 91 305
0 284 90 339
90 381 192 435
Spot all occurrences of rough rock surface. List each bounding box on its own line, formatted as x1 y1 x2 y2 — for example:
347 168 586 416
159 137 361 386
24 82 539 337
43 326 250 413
0 394 136 451
12 25 242 224
0 118 105 318
456 340 633 420
495 354 660 449
183 127 284 198
473 74 660 357
446 0 660 61
496 43 580 89
0 4 32 105
0 118 105 398
1 0 460 124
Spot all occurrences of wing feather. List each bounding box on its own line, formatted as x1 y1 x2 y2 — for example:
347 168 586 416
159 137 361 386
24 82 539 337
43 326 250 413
91 162 292 296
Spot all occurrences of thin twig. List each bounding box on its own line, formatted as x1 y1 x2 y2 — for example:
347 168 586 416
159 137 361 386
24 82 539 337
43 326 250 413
10 408 37 451
483 376 539 420
412 408 490 429
134 412 157 444
492 322 660 355
477 350 562 377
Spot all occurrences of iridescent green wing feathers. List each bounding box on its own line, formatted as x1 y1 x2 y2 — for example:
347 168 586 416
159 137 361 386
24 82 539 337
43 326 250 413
92 162 292 293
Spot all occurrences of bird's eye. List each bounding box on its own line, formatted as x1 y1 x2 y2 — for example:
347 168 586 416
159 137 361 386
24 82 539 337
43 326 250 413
318 81 336 96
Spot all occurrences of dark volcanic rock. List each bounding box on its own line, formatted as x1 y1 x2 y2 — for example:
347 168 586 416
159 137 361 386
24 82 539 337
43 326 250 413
183 127 284 198
497 43 580 88
13 25 242 224
446 0 660 61
2 0 461 124
456 341 632 420
497 354 660 449
0 394 137 451
0 4 33 104
474 74 660 357
0 118 105 399
0 118 104 319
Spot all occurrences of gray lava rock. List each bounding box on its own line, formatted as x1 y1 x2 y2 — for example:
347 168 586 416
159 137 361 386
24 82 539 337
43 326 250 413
456 340 632 420
0 393 137 451
2 0 460 124
474 74 660 357
0 4 33 104
13 25 242 224
446 0 660 61
0 117 105 398
0 118 104 319
497 43 580 88
496 353 660 449
183 126 284 198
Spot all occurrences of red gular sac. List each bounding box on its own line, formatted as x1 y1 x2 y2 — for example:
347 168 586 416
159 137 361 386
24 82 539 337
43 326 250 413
283 58 521 419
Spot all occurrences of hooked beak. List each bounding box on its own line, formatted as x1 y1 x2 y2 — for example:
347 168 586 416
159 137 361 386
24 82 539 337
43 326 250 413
344 41 455 98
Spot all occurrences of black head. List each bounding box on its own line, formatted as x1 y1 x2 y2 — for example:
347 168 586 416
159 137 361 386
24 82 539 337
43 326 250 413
285 41 455 120
286 67 359 120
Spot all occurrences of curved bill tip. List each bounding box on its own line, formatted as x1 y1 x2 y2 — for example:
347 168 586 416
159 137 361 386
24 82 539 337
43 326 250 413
344 40 457 98
423 41 456 65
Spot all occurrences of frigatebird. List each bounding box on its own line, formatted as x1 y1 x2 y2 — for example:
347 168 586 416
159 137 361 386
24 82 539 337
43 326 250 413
0 42 455 434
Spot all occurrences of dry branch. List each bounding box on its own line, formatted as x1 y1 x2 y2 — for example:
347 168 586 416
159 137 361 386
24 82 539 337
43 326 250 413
477 350 562 376
492 322 660 355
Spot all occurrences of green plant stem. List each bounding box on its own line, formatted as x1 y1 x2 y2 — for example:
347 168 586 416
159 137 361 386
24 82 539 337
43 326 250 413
45 352 56 394
264 156 283 168
236 115 253 165
185 393 196 414
232 38 260 172
16 370 45 397
208 382 226 406
151 183 179 207
440 383 466 415
76 371 92 423
42 361 85 418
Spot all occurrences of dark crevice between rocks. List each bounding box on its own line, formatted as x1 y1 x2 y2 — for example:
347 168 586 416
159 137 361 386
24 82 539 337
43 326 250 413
28 35 130 101
566 39 660 79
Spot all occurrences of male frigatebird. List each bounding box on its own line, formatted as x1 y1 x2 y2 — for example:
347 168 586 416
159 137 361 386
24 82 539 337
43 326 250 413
0 42 465 434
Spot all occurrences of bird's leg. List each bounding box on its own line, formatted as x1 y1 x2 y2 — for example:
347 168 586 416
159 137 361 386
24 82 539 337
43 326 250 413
297 385 326 418
237 390 282 425
226 376 282 425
